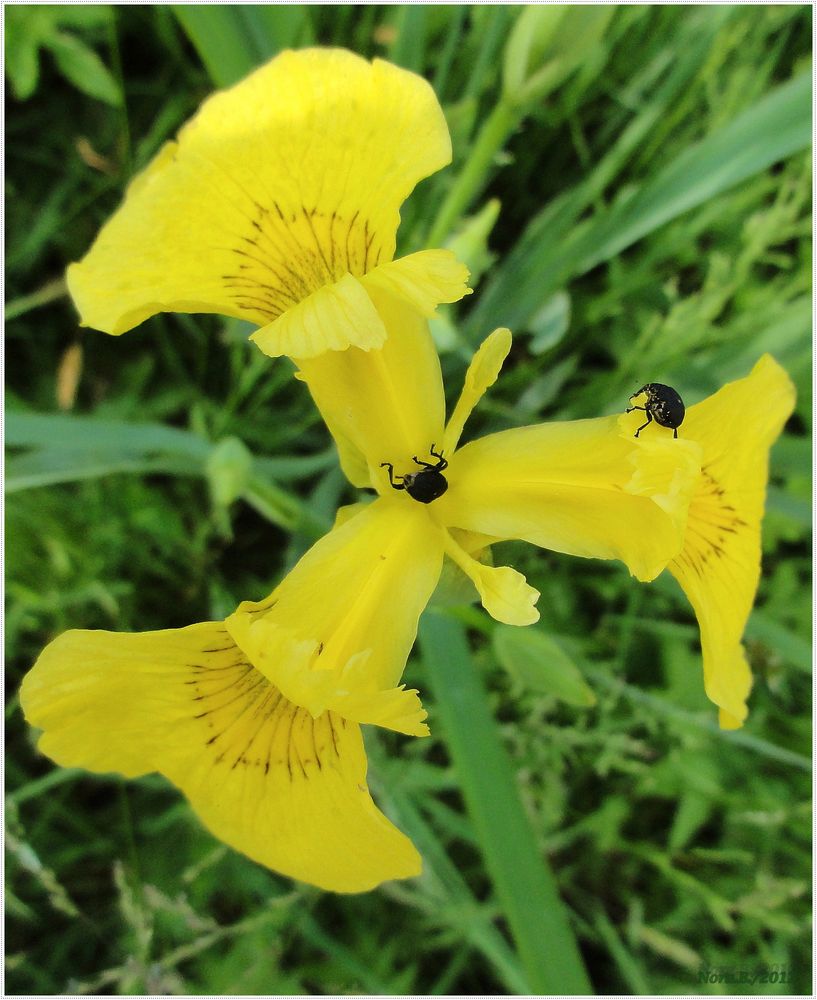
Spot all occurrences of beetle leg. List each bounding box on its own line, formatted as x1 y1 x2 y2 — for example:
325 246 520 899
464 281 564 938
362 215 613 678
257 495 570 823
412 455 437 470
634 411 653 438
626 405 646 413
380 462 406 490
673 427 678 439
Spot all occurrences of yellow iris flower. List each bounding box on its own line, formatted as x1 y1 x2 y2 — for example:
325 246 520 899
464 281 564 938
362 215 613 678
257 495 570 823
20 298 791 892
21 47 795 894
66 48 470 357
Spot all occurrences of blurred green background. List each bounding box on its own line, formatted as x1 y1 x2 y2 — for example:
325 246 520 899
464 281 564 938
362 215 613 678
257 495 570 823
6 5 811 995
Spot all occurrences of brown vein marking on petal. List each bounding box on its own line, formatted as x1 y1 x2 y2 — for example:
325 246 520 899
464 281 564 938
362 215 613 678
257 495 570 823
220 202 380 320
672 466 749 580
186 639 341 782
242 596 278 619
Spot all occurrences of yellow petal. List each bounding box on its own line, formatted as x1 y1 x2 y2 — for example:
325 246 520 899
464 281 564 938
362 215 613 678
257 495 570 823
443 327 512 454
67 49 452 341
250 272 387 358
667 355 795 727
444 531 540 626
226 499 445 734
296 286 446 488
359 249 471 318
437 415 700 581
20 625 420 892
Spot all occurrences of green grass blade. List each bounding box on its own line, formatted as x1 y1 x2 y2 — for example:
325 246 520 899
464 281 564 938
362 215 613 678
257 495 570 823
6 410 210 456
572 70 811 275
387 6 428 72
6 450 201 492
5 277 67 321
583 664 810 771
370 746 531 994
172 6 259 86
471 70 811 335
237 6 311 58
419 611 593 995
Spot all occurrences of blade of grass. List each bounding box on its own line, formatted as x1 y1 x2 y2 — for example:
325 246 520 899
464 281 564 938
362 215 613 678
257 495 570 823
583 664 810 771
370 746 531 994
237 6 311 58
7 767 85 807
5 277 67 321
431 5 466 100
388 6 428 73
6 411 333 534
462 6 514 103
172 6 259 86
6 411 210 456
593 907 651 994
572 71 811 275
463 11 724 336
295 911 401 994
6 451 202 492
419 611 592 995
470 70 810 335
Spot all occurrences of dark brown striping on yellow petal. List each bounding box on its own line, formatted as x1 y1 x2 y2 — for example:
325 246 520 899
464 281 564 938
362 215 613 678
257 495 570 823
219 202 382 320
185 644 340 781
672 466 749 579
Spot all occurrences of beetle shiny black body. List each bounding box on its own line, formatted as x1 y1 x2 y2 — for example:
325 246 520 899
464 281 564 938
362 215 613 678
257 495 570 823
381 446 449 504
627 383 685 439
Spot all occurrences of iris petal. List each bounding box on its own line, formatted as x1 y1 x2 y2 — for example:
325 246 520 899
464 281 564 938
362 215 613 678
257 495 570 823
296 287 447 488
444 531 540 626
443 327 512 454
226 498 445 734
666 355 795 727
437 415 700 582
67 49 456 355
20 624 421 892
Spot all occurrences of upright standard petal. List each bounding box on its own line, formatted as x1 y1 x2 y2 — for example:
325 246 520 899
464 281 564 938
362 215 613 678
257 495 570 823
67 48 455 353
226 498 446 735
295 286 447 488
661 356 795 728
437 416 701 582
20 625 420 893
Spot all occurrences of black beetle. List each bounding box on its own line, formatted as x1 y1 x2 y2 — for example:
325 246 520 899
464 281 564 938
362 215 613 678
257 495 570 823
626 383 685 438
381 445 449 504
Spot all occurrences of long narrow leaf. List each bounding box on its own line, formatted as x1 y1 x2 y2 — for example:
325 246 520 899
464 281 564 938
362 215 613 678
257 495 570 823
572 71 811 274
6 411 210 456
471 70 811 335
419 611 593 995
172 6 259 86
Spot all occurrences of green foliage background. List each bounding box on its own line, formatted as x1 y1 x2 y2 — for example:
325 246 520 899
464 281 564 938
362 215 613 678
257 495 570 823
6 5 812 995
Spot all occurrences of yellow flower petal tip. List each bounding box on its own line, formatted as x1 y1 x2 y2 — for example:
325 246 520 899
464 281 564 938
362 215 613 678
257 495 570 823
668 355 795 725
361 249 472 318
66 48 454 353
21 625 423 893
444 532 540 626
444 326 513 453
718 706 746 731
